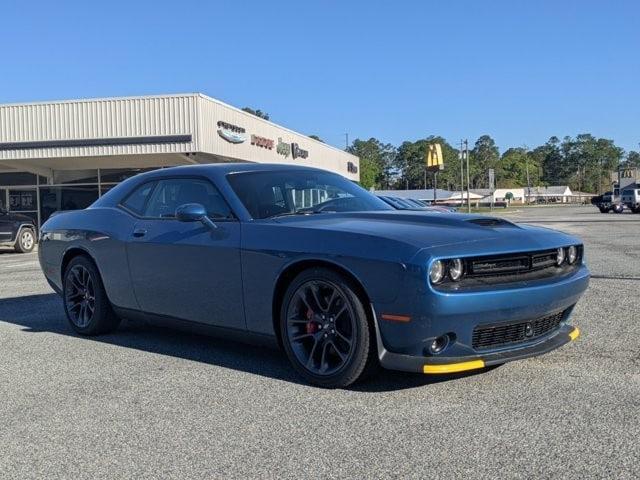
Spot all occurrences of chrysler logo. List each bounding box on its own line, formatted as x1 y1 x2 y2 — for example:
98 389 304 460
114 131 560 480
217 121 246 144
218 128 246 144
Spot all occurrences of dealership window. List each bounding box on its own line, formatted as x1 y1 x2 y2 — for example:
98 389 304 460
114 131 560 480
99 168 159 184
53 169 99 185
0 172 41 186
39 186 99 223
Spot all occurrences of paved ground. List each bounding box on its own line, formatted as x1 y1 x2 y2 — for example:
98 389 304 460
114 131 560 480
0 206 638 479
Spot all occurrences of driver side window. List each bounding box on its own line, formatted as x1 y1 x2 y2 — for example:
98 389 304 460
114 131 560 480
144 178 232 219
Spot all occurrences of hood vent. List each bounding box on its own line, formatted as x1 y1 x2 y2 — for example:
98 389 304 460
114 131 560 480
466 218 513 227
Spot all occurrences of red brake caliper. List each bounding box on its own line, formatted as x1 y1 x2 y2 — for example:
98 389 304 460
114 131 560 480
305 307 318 334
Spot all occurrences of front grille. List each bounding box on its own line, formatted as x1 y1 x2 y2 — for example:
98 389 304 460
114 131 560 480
472 310 566 350
467 249 567 277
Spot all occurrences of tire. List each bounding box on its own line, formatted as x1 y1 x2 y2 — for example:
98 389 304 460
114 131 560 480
613 205 624 214
598 207 608 213
279 267 378 388
62 255 121 335
14 227 35 253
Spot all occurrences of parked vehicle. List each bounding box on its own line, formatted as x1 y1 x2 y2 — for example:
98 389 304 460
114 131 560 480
38 164 589 388
594 168 639 213
592 191 624 213
0 207 37 253
621 187 640 213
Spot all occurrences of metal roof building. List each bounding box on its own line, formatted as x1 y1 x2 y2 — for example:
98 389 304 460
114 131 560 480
0 93 359 226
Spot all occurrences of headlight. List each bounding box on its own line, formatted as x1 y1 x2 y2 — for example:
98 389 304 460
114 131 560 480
567 245 578 264
429 260 445 284
556 247 566 266
449 258 464 281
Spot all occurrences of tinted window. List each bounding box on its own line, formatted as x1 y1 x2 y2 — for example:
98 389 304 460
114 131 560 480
227 170 393 219
144 178 232 219
122 182 156 215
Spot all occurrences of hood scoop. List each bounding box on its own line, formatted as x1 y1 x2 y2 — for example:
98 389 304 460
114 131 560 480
466 218 514 227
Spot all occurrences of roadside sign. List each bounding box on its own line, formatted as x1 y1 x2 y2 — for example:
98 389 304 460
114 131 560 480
426 143 444 171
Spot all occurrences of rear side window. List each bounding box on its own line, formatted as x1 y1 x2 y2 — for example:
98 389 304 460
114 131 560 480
121 182 156 215
143 178 233 219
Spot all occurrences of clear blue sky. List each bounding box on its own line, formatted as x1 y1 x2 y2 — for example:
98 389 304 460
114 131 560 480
1 0 638 153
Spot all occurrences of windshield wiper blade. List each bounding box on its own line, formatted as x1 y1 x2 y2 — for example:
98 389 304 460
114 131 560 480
268 210 327 219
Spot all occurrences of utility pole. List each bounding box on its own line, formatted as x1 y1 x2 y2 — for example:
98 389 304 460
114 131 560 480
464 139 471 213
344 133 349 149
459 140 465 208
523 144 531 205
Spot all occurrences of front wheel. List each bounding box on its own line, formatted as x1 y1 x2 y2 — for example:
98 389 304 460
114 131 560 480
280 268 378 388
63 256 120 335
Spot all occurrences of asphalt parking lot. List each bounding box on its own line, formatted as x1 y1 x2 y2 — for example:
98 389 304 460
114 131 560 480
0 206 638 479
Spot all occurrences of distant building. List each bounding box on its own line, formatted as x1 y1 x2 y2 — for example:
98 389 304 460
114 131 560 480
525 186 573 203
373 189 484 205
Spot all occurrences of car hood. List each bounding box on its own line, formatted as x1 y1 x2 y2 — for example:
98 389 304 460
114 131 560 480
273 211 577 252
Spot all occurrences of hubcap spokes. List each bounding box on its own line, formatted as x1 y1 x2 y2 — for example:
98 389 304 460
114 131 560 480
21 232 33 249
286 280 355 376
65 265 95 328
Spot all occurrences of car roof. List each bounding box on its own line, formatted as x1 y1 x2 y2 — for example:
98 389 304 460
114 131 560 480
139 162 329 178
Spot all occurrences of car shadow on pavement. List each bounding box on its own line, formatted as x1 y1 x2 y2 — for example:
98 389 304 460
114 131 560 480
0 293 493 392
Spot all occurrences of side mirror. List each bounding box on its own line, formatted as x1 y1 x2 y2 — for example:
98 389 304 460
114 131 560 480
175 203 218 230
176 203 206 222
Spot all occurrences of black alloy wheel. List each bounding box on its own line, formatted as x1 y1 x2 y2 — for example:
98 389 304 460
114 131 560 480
63 256 120 335
280 268 377 388
65 264 96 329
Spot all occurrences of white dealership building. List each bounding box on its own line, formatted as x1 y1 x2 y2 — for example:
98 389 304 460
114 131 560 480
0 93 359 226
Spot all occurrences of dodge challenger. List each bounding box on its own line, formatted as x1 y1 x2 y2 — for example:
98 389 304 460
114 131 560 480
38 164 589 387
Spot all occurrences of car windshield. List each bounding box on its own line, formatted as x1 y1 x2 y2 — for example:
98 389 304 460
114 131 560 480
227 170 394 219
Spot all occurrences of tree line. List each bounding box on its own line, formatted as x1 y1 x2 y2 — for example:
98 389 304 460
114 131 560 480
347 134 640 194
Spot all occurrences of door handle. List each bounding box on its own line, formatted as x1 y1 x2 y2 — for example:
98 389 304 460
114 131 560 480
133 229 147 238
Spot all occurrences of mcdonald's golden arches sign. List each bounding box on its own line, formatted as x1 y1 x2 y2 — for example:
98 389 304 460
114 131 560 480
425 143 444 171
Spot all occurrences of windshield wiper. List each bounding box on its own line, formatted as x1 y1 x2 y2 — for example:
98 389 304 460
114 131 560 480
268 210 328 219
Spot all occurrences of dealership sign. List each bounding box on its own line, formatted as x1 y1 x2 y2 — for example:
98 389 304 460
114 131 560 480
291 143 308 159
276 138 291 157
251 134 274 150
217 121 246 144
347 161 358 174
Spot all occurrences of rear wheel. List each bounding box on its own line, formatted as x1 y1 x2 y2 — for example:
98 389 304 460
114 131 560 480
63 256 120 335
598 207 608 213
14 228 35 253
280 268 378 388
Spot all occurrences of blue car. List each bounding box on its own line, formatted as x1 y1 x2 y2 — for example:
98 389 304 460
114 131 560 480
38 164 589 387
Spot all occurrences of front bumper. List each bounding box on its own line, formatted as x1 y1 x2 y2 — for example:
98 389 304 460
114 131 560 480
372 263 589 374
377 323 579 374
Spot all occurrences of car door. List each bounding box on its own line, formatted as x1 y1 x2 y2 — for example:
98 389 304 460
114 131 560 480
0 210 13 243
126 177 245 330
